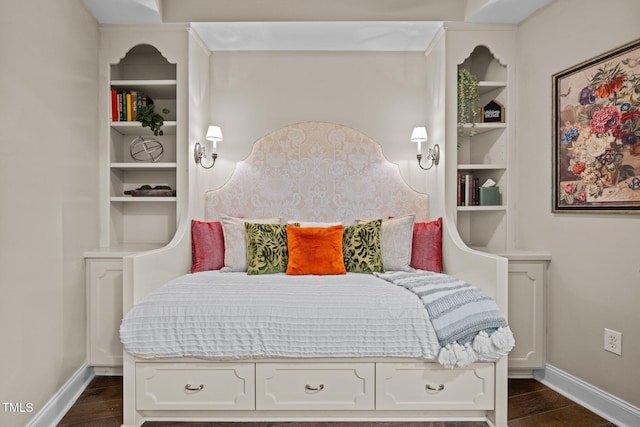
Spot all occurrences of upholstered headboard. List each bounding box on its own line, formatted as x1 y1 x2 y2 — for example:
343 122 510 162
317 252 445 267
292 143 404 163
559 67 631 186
205 122 429 223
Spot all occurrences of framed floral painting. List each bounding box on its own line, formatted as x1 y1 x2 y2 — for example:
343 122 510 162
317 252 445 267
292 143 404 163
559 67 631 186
553 38 640 212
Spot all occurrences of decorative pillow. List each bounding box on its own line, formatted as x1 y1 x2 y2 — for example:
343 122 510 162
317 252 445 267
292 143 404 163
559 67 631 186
342 219 384 273
191 220 225 273
245 222 298 275
357 214 415 272
286 225 346 275
220 215 282 272
410 217 443 273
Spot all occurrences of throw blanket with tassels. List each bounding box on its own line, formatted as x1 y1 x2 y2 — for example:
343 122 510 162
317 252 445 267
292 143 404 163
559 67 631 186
374 270 515 368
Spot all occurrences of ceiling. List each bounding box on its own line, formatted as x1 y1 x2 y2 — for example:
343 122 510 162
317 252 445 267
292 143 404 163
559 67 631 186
83 0 554 51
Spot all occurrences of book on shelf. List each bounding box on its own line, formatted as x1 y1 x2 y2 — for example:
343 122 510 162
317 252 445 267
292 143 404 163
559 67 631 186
457 172 480 206
110 90 118 122
110 88 153 122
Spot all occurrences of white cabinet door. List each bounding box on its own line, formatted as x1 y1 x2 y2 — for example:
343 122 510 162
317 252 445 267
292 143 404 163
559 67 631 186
86 258 123 367
508 261 546 373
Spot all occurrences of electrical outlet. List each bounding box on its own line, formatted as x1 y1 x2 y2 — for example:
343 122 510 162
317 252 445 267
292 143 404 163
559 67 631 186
604 328 622 356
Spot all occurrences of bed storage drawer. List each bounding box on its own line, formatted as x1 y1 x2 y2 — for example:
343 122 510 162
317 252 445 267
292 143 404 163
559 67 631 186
256 363 375 410
136 363 255 410
376 363 495 410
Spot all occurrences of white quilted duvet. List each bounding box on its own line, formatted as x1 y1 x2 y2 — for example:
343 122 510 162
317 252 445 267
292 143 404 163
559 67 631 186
119 271 441 360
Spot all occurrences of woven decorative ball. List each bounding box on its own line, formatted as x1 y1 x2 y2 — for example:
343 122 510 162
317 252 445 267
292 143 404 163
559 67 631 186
129 136 164 162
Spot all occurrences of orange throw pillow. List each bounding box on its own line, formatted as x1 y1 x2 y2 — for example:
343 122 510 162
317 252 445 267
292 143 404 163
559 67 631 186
286 225 346 275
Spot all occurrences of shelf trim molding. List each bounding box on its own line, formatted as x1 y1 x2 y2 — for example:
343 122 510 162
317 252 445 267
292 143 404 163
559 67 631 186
457 205 507 212
111 79 177 86
458 163 506 170
110 196 177 202
110 162 177 170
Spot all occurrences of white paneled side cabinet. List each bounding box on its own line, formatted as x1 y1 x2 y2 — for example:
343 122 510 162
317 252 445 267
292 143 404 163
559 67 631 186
85 245 162 373
502 252 551 378
86 257 124 374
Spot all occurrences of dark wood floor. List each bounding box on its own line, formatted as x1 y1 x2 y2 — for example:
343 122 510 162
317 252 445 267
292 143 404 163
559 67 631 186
57 376 616 427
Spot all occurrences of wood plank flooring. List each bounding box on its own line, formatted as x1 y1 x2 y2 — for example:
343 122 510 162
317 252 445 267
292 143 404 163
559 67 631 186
57 376 616 427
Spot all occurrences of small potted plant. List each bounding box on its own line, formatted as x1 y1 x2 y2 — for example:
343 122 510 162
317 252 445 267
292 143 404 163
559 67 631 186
136 104 170 136
457 68 480 136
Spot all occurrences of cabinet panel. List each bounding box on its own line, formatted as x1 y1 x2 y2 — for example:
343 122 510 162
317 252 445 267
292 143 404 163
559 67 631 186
376 363 494 410
86 259 123 367
256 363 374 410
508 262 546 371
136 363 255 410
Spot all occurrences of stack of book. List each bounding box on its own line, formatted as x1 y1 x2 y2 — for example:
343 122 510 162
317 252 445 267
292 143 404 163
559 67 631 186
457 172 479 206
111 89 153 122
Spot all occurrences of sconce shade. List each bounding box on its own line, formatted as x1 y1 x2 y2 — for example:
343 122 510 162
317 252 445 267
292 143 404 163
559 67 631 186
410 127 428 143
206 125 223 142
195 125 222 169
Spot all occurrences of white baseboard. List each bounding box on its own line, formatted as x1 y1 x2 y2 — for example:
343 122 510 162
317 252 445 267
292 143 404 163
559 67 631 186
27 364 95 427
534 364 640 427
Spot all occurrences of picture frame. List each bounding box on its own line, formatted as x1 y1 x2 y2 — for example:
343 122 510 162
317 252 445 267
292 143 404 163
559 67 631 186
552 38 640 213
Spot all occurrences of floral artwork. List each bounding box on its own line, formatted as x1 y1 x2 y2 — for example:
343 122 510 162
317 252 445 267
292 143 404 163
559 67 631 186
553 39 640 212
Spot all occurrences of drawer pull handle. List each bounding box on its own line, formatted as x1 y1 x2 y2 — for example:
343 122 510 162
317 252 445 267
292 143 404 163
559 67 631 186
425 384 445 392
305 384 325 392
185 384 204 391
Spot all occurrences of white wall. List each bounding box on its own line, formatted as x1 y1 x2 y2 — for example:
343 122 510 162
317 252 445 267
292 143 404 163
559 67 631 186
188 31 212 219
0 1 99 426
204 51 432 199
516 0 640 407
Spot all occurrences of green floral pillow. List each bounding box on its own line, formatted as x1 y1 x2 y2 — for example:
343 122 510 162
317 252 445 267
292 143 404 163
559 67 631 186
245 222 298 275
342 219 384 273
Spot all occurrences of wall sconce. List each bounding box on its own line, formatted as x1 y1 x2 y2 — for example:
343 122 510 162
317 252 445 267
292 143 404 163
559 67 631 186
411 126 439 170
194 125 223 169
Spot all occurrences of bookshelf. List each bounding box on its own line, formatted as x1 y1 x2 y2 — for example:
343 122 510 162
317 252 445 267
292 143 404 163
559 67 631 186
456 45 510 252
105 44 178 247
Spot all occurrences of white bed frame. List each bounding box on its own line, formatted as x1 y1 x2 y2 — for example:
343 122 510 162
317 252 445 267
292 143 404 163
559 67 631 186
121 122 509 426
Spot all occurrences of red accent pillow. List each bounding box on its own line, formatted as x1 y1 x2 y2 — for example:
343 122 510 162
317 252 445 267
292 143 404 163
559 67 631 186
286 225 347 275
410 217 443 273
191 220 225 273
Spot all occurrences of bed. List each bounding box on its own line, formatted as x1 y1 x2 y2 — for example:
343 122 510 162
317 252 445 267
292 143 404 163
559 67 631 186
120 121 512 427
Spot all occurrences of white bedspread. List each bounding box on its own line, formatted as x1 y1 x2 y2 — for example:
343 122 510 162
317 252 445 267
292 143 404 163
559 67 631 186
120 271 441 360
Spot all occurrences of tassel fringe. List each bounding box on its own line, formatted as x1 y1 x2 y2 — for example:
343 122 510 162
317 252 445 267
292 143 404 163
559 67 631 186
437 327 515 368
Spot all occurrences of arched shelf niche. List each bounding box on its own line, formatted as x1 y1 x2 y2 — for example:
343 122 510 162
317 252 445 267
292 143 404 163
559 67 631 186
458 45 506 83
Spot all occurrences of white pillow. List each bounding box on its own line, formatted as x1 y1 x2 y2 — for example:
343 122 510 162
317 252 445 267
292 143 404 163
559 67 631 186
356 214 415 271
220 215 282 272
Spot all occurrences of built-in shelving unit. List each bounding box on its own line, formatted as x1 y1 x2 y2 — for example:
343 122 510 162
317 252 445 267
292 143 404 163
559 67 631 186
87 26 189 371
437 26 551 377
456 45 509 252
106 44 178 247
